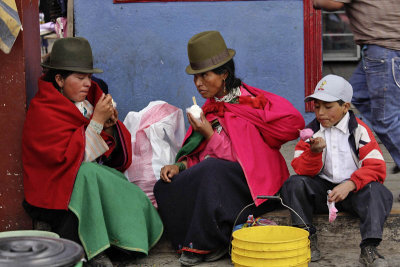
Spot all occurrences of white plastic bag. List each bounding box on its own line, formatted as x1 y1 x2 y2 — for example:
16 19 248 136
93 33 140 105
123 101 185 207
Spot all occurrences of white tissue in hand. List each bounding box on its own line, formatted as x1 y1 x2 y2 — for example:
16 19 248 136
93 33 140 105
186 104 202 120
111 99 117 108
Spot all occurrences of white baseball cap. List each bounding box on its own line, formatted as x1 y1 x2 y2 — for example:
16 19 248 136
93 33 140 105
304 74 353 103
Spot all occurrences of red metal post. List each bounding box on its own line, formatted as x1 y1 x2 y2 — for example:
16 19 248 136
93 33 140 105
0 0 41 231
303 0 322 112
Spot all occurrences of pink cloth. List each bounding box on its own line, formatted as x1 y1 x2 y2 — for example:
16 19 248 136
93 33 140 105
186 88 252 167
186 127 236 167
328 202 338 223
299 128 314 141
182 83 305 206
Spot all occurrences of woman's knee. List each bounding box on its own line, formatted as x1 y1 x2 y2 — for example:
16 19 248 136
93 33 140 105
78 162 98 172
153 179 166 197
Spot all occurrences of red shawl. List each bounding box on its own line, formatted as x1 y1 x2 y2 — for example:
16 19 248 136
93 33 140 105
22 78 132 210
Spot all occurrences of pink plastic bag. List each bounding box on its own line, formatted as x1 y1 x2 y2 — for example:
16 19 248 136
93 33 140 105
327 190 338 223
55 17 67 38
123 101 185 207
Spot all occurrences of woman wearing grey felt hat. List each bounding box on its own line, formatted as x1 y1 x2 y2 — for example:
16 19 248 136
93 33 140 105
154 30 305 266
22 37 163 266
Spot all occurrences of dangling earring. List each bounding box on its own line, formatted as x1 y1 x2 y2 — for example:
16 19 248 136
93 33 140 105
223 79 227 95
59 87 64 95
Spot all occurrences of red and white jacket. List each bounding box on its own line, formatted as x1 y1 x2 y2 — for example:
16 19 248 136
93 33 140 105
291 111 386 191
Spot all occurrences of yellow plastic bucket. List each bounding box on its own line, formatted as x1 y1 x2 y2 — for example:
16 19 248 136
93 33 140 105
233 257 310 267
231 225 311 267
232 251 310 267
232 243 310 259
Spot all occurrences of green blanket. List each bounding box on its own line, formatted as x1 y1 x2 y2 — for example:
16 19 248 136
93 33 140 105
68 162 163 259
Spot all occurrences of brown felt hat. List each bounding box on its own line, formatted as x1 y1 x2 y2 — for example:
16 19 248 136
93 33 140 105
41 37 103 73
185 31 235 74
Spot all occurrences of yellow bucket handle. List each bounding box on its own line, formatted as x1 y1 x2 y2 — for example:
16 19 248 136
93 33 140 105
229 195 310 256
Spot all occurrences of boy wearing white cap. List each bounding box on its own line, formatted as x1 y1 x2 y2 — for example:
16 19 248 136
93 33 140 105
281 75 393 267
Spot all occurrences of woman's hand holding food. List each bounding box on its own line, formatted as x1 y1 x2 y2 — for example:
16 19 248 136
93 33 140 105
92 94 115 125
187 112 214 140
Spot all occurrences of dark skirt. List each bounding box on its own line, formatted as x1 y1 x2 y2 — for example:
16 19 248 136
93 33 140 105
153 158 278 253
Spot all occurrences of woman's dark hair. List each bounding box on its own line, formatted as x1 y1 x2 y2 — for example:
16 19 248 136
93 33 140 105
211 59 242 93
43 69 74 91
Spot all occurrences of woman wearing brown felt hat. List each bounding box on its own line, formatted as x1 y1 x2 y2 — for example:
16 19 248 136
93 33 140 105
154 30 305 266
22 37 163 266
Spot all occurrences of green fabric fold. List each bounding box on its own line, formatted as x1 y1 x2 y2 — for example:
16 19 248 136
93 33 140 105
175 131 204 162
68 162 163 259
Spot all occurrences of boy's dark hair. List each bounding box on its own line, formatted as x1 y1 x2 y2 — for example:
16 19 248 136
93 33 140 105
313 99 346 106
337 100 345 106
211 59 242 93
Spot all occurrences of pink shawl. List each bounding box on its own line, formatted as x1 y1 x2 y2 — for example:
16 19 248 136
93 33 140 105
183 83 305 206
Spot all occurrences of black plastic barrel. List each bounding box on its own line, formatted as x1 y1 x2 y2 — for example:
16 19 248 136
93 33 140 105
0 236 84 267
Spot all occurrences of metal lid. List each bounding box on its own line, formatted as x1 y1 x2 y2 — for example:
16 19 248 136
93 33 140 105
0 236 84 267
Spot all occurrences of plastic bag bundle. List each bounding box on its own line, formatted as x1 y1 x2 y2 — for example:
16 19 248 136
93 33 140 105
123 101 185 207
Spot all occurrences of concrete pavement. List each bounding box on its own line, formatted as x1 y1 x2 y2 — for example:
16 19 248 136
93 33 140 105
114 139 400 267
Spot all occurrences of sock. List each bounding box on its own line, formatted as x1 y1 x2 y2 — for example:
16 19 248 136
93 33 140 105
360 238 381 249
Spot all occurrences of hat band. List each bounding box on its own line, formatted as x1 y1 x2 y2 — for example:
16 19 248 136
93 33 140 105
190 49 230 71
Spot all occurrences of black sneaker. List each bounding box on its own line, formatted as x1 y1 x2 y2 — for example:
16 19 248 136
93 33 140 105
309 233 321 262
179 251 204 266
204 247 228 262
359 245 388 267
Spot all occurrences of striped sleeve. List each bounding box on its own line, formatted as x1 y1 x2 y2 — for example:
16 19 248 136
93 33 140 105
291 140 324 176
350 119 386 190
83 120 109 162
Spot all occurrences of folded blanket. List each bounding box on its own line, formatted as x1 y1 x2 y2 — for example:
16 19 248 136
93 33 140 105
69 162 163 259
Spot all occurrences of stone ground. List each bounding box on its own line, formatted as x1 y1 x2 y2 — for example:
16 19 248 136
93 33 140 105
112 138 400 267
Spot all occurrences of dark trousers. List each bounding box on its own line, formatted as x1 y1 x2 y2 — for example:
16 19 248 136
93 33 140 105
281 175 393 243
22 200 81 245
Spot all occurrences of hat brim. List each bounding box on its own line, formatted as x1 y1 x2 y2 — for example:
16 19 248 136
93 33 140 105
185 49 235 75
304 92 341 102
41 63 103 74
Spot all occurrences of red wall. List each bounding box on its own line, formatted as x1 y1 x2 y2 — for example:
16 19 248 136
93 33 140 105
0 0 41 231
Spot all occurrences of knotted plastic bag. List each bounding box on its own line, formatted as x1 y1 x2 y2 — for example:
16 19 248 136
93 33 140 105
123 101 185 207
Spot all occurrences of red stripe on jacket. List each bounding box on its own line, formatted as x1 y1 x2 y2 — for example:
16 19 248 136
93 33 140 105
291 114 386 191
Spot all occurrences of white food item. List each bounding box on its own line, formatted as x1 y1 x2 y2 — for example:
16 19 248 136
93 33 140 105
111 98 117 108
186 104 202 120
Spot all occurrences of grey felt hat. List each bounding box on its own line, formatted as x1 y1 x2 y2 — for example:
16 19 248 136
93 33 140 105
41 37 103 73
186 31 235 74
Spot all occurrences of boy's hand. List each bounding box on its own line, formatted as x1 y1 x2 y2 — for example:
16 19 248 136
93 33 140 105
328 180 356 202
309 137 326 153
